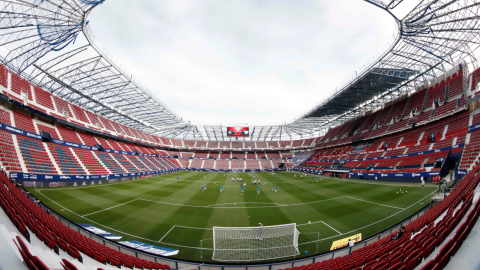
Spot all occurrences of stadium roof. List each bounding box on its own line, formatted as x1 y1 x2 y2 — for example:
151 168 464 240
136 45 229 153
0 0 479 140
304 68 418 118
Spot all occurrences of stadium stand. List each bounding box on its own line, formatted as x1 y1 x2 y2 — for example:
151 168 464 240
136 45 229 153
17 135 57 174
0 171 172 270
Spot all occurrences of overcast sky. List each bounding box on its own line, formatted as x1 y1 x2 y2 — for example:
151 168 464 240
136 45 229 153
88 0 397 126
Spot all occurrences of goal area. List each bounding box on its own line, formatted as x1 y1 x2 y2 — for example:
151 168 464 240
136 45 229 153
212 223 300 262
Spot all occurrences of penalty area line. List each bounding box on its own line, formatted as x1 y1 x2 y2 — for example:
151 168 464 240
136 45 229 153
82 198 139 217
159 225 176 242
321 221 341 235
345 196 405 210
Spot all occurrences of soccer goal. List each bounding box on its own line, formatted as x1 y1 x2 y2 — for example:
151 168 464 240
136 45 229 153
212 223 300 262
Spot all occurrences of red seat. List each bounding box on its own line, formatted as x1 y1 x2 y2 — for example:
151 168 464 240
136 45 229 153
388 252 403 268
31 256 49 270
61 259 79 270
404 250 422 270
94 253 106 264
363 260 377 270
68 246 82 262
388 262 405 270
371 261 388 270
422 241 435 259
58 239 69 252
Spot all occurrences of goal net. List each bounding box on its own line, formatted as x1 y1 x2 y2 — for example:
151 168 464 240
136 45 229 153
212 223 300 262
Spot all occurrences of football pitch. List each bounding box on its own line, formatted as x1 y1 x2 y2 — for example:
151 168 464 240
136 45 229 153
26 171 437 263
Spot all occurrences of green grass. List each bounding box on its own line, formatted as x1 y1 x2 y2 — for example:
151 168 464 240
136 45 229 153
26 171 436 263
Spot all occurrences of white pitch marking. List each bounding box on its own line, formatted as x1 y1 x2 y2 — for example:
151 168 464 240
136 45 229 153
35 191 209 250
174 225 213 230
33 179 437 251
159 225 176 242
298 190 436 246
321 221 342 235
82 198 139 217
344 196 405 210
137 196 346 209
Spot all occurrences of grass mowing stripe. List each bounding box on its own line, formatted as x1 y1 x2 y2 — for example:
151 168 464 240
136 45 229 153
35 190 207 250
298 189 436 245
26 172 435 262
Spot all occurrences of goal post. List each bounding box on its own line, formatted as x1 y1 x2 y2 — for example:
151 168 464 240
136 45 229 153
212 223 300 262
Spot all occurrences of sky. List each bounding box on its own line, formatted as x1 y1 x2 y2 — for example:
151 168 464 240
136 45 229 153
88 0 398 126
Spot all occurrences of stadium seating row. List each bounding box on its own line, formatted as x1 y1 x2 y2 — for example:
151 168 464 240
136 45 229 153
0 171 171 270
280 164 480 270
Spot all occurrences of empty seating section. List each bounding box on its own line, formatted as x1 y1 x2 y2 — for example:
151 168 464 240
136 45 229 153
232 142 243 148
0 172 171 270
220 153 230 159
0 108 11 124
0 130 21 171
267 141 279 149
138 156 159 170
204 159 215 169
207 141 218 148
96 152 124 173
33 87 54 110
128 156 148 171
362 111 382 131
36 124 60 139
48 145 85 174
76 132 98 147
119 142 133 151
112 154 137 172
219 142 230 149
292 140 303 147
405 88 427 114
246 160 260 169
17 136 57 174
72 148 108 174
10 72 32 100
196 141 207 148
260 159 273 169
426 85 446 108
231 160 245 169
69 104 90 123
267 152 281 158
194 152 209 158
232 152 245 159
190 159 203 169
12 111 36 133
0 64 7 87
471 67 480 97
389 118 410 133
148 157 167 170
108 140 126 151
171 139 183 148
386 98 409 124
247 153 257 159
95 137 113 149
181 152 194 158
256 141 267 148
459 129 480 170
448 72 464 98
84 110 104 129
52 96 72 118
215 160 229 170
57 126 83 144
434 98 458 118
